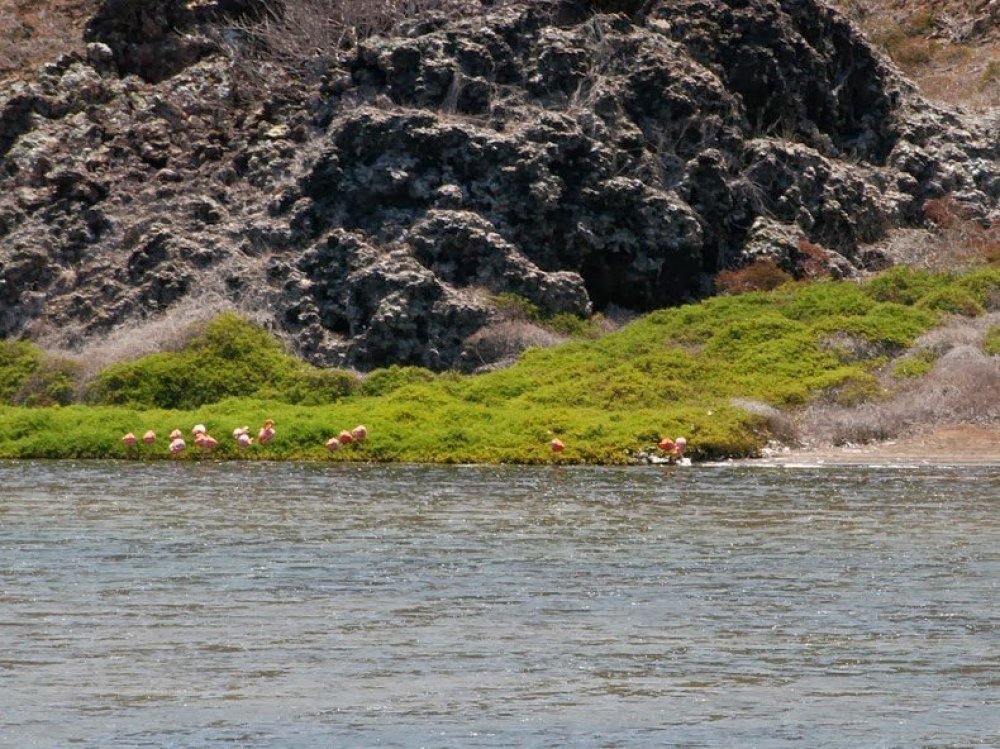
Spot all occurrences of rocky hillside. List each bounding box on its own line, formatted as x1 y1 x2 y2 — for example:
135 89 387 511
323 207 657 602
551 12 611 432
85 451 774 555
0 0 997 371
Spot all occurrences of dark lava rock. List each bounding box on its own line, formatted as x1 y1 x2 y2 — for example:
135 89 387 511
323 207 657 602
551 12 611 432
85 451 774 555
0 0 996 371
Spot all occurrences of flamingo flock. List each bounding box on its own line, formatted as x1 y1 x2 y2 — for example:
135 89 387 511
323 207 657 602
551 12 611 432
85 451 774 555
122 423 691 462
122 420 371 458
324 424 367 452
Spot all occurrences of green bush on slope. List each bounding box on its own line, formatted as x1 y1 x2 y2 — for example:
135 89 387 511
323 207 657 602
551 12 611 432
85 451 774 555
0 341 81 406
0 340 43 403
87 314 359 409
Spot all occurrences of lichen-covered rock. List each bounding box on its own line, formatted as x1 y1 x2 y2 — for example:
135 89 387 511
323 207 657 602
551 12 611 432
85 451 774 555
0 0 996 371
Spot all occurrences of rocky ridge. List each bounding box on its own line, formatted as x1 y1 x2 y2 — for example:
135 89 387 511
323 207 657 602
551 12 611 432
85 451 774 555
0 0 996 371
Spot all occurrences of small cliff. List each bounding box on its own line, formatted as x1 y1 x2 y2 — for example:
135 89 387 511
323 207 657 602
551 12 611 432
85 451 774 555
0 0 996 370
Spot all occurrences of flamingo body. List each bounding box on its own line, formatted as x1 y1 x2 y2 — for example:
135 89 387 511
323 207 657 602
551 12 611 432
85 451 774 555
657 437 675 452
258 420 276 444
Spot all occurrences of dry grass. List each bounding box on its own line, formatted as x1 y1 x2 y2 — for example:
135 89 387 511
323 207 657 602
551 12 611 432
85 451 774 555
912 309 1000 352
461 319 568 372
38 292 272 382
0 0 95 82
731 398 798 443
800 348 998 444
872 198 999 272
796 311 1000 446
832 0 1000 111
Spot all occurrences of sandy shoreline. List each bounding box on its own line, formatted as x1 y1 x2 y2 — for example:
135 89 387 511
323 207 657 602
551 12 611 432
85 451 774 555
742 424 1000 466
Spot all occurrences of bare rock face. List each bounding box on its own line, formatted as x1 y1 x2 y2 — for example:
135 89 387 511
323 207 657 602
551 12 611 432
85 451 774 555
0 0 997 371
82 0 265 82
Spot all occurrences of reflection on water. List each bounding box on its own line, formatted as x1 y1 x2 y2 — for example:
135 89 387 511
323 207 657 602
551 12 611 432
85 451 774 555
0 461 997 747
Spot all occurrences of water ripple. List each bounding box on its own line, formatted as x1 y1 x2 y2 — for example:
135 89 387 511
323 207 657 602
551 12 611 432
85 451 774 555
0 461 996 747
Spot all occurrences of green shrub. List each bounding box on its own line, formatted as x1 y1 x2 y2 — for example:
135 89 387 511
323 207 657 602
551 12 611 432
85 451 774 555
951 269 1000 309
917 287 984 316
0 341 81 407
984 325 1000 356
544 313 603 338
270 366 359 405
13 356 81 406
492 293 541 320
864 266 946 305
490 293 603 339
87 313 357 408
892 349 938 379
0 340 43 403
359 365 437 396
780 281 875 323
811 305 938 351
827 373 883 406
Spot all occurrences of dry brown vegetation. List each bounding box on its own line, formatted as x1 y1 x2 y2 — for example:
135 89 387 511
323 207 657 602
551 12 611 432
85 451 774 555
832 0 999 111
0 0 96 82
36 292 274 382
795 311 1000 446
714 259 794 294
874 196 1000 272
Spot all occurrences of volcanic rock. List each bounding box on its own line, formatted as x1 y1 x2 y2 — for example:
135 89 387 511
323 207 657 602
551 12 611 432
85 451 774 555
0 0 996 371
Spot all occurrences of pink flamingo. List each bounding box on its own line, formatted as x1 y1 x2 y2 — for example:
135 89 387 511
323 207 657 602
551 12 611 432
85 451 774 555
122 432 137 448
195 433 218 450
350 424 367 442
142 430 156 445
258 419 276 444
325 437 341 452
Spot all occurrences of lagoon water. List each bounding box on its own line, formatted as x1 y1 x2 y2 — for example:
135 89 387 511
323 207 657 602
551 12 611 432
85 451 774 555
0 461 996 748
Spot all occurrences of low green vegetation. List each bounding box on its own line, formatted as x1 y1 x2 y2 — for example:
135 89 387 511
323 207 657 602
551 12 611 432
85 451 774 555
892 348 939 379
985 325 1000 357
0 268 996 463
492 292 607 339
